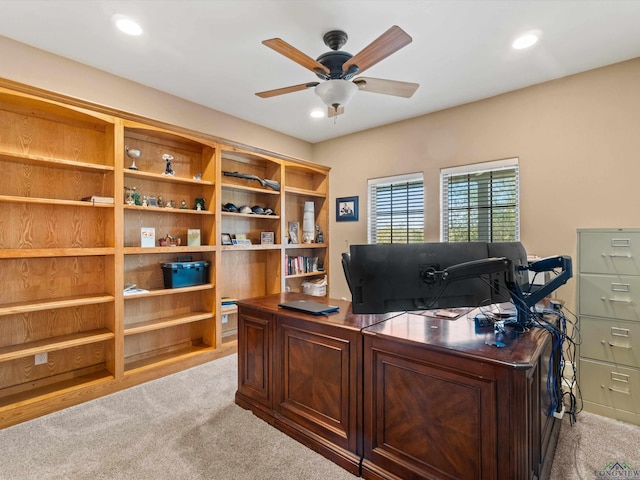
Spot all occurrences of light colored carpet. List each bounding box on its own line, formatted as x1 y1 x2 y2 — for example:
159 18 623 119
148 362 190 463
550 409 640 479
0 354 638 479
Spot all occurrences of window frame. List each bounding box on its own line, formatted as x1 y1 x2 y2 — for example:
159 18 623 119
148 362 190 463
440 158 520 242
368 172 425 244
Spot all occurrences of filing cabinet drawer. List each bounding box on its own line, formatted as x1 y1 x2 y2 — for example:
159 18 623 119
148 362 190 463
580 358 640 413
580 316 640 367
579 273 640 321
579 231 640 275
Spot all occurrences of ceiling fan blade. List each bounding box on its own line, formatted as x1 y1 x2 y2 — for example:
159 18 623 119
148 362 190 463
327 105 345 118
263 38 330 76
353 77 419 98
256 82 319 98
342 26 412 75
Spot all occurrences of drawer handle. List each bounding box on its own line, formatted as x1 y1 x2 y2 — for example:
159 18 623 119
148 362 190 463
603 297 633 304
603 386 631 395
602 341 633 349
611 327 630 337
604 253 632 258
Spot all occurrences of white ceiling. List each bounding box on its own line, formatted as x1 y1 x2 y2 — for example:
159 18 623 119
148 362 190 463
1 1 640 143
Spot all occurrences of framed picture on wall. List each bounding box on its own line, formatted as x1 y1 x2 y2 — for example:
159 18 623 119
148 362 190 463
336 196 359 222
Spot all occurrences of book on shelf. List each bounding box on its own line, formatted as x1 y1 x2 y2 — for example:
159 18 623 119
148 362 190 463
81 195 114 204
285 255 319 275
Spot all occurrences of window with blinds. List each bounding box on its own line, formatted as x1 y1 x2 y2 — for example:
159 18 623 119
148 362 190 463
368 173 424 244
441 159 519 242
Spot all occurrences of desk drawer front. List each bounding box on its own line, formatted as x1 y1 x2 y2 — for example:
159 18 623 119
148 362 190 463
579 274 640 321
580 317 640 367
580 359 640 413
579 232 640 275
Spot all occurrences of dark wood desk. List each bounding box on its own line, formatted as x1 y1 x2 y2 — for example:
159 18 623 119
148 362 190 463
235 294 560 480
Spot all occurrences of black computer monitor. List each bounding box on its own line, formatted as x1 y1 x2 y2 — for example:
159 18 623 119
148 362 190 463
347 242 502 314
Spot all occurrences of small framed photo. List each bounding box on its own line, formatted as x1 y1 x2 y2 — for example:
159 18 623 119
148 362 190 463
288 221 299 244
221 233 233 245
261 231 275 245
147 196 158 207
336 196 359 222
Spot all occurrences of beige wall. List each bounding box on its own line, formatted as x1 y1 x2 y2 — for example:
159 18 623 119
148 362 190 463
316 57 640 307
3 34 639 311
0 35 312 161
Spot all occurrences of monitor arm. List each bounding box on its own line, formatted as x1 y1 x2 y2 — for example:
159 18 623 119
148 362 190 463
439 254 573 329
511 255 573 309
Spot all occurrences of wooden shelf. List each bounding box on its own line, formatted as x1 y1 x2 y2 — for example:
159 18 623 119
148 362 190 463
124 312 213 336
0 369 114 410
221 211 280 220
0 150 114 173
0 248 115 259
220 181 280 195
221 244 283 251
0 329 115 363
124 343 215 373
124 168 214 186
124 246 215 254
0 194 114 208
123 284 214 300
284 186 327 198
285 243 328 250
0 294 115 317
285 271 326 279
124 204 213 215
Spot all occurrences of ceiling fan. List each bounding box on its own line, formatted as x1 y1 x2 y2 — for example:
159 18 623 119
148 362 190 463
256 26 419 117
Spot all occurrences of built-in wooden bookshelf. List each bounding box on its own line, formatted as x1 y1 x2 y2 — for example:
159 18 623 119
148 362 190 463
0 81 329 428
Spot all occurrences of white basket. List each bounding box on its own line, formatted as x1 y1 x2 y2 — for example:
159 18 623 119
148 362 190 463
302 276 327 296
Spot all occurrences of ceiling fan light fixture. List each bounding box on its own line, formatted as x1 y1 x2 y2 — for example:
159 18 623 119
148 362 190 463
310 109 325 118
315 80 358 110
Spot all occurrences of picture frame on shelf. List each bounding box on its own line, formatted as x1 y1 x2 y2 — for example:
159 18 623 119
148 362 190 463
147 196 158 207
288 221 299 244
261 231 275 245
221 233 233 245
336 196 359 222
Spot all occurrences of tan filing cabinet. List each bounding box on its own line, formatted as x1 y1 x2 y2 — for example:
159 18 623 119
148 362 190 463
578 228 640 425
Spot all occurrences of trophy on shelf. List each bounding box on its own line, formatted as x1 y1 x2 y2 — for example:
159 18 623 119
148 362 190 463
162 154 175 176
125 146 141 170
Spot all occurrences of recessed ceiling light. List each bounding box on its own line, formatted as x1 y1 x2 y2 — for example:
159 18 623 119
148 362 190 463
113 15 143 36
512 31 540 50
310 109 325 118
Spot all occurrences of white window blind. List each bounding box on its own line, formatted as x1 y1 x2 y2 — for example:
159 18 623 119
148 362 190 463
441 158 519 242
368 172 424 244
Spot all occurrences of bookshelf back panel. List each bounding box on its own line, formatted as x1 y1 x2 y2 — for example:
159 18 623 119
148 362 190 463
0 304 110 349
0 256 108 304
0 97 109 166
124 291 211 326
124 322 205 359
220 249 280 299
0 203 112 249
0 160 113 200
123 253 212 291
0 343 109 391
123 210 212 248
123 132 205 179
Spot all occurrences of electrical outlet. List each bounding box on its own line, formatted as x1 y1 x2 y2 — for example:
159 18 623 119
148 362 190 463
35 352 48 365
222 314 228 324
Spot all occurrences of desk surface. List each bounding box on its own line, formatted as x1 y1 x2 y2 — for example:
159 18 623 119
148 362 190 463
236 292 402 332
237 293 553 369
